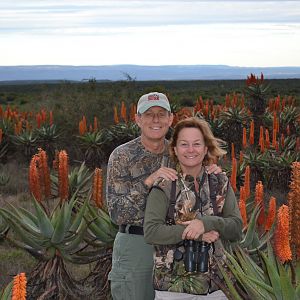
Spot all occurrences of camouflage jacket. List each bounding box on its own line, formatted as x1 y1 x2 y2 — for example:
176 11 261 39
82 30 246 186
151 171 230 295
106 136 170 225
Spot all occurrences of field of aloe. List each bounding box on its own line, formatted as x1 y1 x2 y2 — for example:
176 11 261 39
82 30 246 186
0 74 299 299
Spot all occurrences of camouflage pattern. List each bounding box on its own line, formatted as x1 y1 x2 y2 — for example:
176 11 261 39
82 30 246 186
106 136 170 226
152 171 229 295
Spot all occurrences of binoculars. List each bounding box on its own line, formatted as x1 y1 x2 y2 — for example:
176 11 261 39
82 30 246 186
174 240 210 273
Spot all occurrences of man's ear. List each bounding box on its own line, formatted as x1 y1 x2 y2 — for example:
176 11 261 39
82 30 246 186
168 113 174 127
135 113 141 128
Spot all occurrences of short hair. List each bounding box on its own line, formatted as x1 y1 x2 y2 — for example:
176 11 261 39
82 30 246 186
169 117 227 165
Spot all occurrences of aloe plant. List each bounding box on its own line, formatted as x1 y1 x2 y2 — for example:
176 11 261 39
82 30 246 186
36 124 61 162
218 243 300 300
0 196 90 298
51 161 93 200
77 131 106 167
11 131 38 160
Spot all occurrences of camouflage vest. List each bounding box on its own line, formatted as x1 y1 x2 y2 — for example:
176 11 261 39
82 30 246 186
152 171 229 295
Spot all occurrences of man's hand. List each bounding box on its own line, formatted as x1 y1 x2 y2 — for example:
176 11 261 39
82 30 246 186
144 167 178 187
181 219 205 240
202 230 219 243
205 164 222 174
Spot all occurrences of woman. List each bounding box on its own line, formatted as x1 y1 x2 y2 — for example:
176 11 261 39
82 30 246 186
144 117 243 299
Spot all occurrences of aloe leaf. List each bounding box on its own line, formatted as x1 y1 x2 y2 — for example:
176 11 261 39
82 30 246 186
295 261 300 285
2 213 44 250
216 260 243 300
244 274 274 294
32 198 54 238
278 262 295 300
259 245 282 299
0 208 41 237
68 198 88 234
235 246 264 280
0 280 12 300
62 220 87 252
51 203 67 244
240 205 260 248
237 273 273 300
87 222 114 244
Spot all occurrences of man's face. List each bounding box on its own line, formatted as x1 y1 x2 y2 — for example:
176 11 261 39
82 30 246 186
135 106 173 141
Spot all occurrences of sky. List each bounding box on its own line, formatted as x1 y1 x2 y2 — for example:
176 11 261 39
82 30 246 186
1 0 300 67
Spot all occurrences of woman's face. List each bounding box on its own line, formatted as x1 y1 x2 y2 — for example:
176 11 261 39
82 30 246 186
174 127 208 172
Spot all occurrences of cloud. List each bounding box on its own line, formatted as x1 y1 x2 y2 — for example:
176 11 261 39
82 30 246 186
0 0 299 37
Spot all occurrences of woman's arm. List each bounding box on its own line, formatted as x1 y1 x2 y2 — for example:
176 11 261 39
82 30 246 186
144 187 185 245
199 184 243 242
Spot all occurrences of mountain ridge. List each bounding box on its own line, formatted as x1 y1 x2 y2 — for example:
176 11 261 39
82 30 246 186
1 65 300 81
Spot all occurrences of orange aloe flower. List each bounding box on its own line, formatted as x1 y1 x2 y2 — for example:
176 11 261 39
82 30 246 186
231 143 235 160
93 116 98 132
120 101 127 123
255 181 265 226
244 165 251 199
79 116 87 135
274 205 292 263
36 112 42 129
29 155 42 202
265 128 270 149
49 111 53 126
265 196 276 231
41 108 47 123
249 120 254 145
273 112 277 132
92 168 103 209
242 127 247 148
239 186 247 228
12 272 27 300
288 162 300 258
38 148 51 199
0 128 3 144
272 129 277 148
113 105 119 124
58 150 69 201
225 94 230 108
239 151 243 165
230 157 237 193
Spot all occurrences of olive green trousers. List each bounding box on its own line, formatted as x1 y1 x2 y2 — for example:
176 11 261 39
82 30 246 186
108 232 155 300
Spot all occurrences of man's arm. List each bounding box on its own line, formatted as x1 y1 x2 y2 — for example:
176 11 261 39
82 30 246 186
106 148 149 225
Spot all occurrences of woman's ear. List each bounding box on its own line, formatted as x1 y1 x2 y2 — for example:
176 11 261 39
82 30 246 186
174 147 177 156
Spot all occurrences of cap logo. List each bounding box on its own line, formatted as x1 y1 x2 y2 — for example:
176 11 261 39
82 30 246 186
148 94 160 101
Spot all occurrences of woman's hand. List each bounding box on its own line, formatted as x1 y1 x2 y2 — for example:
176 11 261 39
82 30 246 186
181 219 205 240
144 167 178 187
205 164 222 174
202 230 219 243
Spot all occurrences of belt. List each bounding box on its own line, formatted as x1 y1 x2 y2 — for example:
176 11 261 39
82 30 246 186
119 224 144 235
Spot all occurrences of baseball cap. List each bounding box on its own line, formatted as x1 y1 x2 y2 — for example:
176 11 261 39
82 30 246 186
137 92 171 114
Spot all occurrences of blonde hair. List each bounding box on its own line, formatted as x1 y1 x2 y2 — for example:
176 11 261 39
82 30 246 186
169 117 227 165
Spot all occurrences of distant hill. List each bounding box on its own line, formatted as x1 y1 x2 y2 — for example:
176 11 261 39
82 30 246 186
0 65 300 82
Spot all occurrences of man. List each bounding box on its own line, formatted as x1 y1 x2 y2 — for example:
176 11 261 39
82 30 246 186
106 92 219 300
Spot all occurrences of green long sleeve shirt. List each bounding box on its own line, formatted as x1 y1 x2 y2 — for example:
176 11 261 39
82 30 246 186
144 183 242 245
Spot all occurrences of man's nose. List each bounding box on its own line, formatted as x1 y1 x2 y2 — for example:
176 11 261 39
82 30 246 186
152 114 159 121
